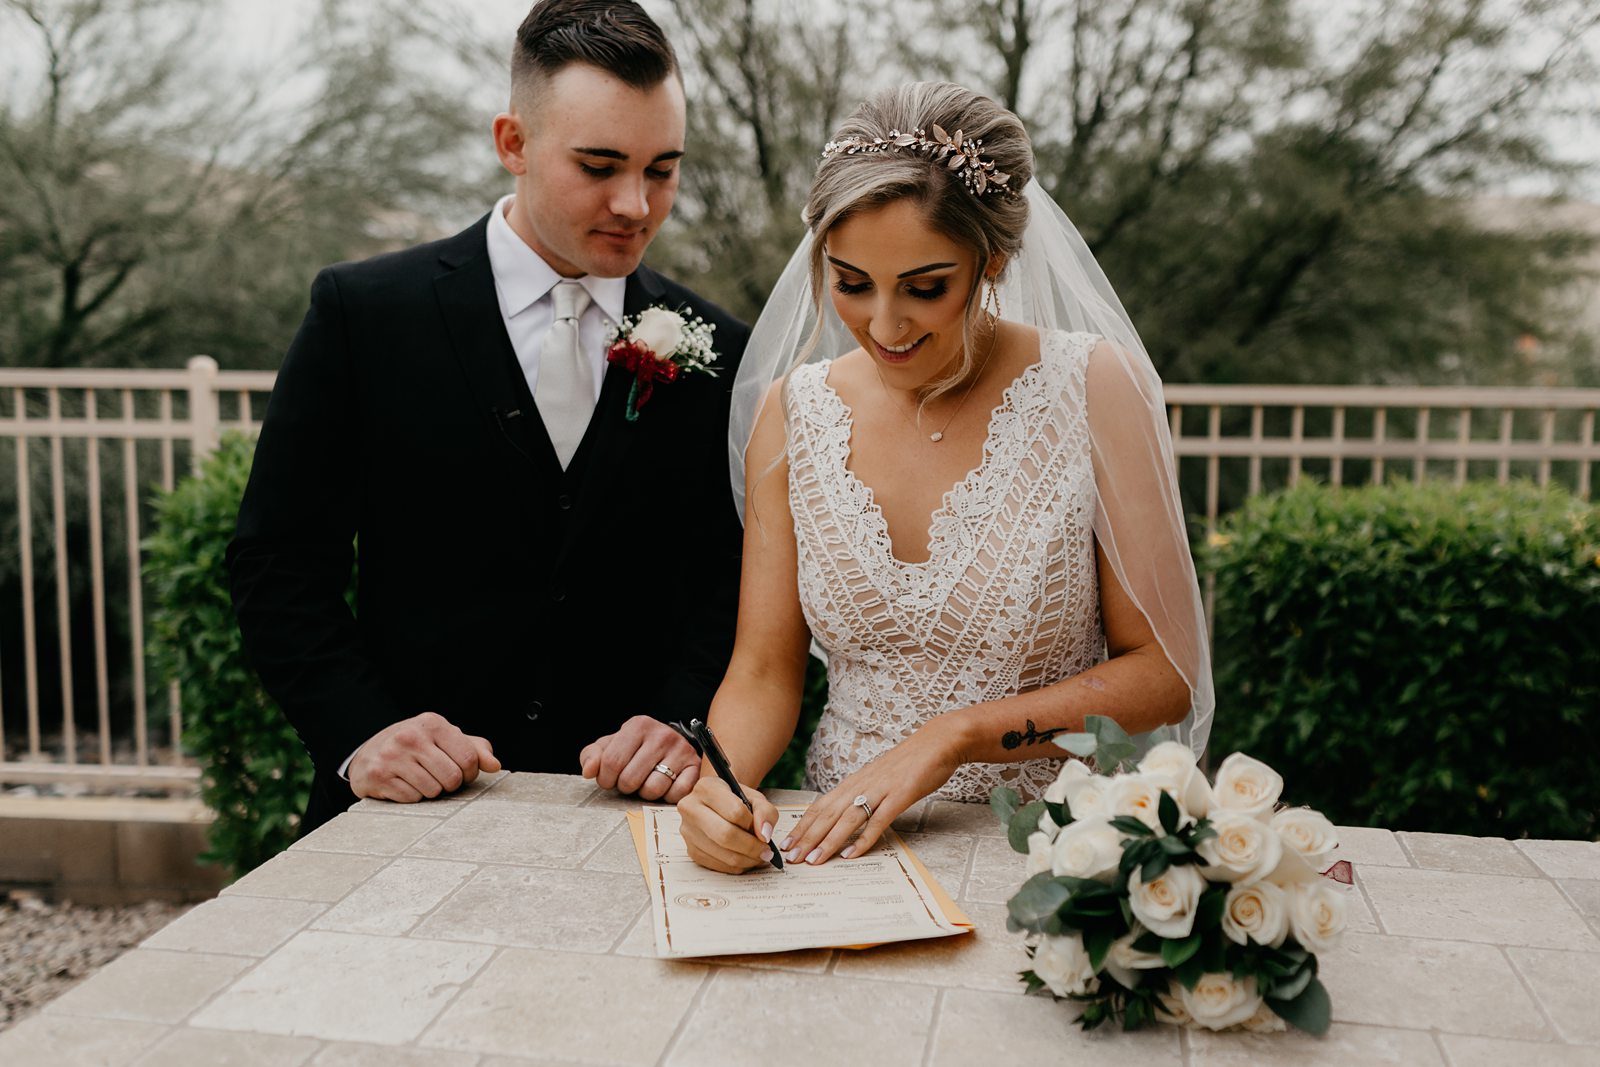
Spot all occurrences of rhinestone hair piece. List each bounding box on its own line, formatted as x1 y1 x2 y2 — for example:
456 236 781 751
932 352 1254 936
820 124 1015 198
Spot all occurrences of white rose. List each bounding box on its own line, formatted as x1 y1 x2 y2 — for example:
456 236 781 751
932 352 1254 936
1179 972 1264 1031
631 307 685 358
1031 933 1099 997
1050 817 1123 882
1272 807 1339 865
1221 881 1289 948
1128 862 1205 939
1211 753 1283 820
1137 741 1213 820
1288 880 1347 953
1106 773 1164 830
1196 811 1284 884
1241 1001 1288 1033
1155 980 1194 1026
1103 926 1166 990
1062 774 1110 821
1025 831 1054 877
1138 740 1196 780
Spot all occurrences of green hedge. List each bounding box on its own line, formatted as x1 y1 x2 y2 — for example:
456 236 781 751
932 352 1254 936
1203 480 1600 840
145 433 314 876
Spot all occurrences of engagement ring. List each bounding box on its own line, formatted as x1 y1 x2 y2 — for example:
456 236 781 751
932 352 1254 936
853 794 874 819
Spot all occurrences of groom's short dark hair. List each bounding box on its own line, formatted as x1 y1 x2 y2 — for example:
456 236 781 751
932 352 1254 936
511 0 678 110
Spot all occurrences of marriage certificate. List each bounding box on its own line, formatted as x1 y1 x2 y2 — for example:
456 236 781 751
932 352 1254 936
631 806 972 959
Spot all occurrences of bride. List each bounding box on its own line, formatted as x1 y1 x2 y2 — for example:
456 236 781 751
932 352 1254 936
679 82 1213 873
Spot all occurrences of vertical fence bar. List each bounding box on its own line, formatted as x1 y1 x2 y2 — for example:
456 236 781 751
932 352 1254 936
1372 409 1387 484
159 389 175 490
1288 406 1304 487
237 389 253 429
159 388 181 761
123 390 150 766
48 389 76 764
1413 409 1431 482
1454 407 1471 486
1498 409 1514 484
86 394 112 766
188 355 220 469
1580 409 1595 501
1330 407 1346 486
1537 409 1555 486
1206 406 1221 531
1248 407 1263 495
15 389 42 760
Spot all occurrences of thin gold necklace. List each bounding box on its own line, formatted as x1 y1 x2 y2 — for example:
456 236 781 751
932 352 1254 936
879 322 997 443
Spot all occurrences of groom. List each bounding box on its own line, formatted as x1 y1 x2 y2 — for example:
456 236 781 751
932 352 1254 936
229 0 746 834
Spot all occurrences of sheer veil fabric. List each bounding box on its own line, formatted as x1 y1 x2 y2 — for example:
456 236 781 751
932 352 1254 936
729 179 1214 758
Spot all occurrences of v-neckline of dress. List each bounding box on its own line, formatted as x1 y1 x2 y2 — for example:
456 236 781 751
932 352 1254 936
815 336 1054 569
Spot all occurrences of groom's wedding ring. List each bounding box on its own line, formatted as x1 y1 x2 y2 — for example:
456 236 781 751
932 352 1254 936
853 794 874 819
653 762 678 781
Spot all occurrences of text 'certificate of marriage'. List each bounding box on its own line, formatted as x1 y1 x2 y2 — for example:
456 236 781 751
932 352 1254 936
634 806 971 959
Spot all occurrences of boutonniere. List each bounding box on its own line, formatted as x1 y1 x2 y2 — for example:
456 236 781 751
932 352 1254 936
606 306 719 422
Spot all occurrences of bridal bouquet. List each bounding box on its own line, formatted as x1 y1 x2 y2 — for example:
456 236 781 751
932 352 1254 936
990 717 1344 1036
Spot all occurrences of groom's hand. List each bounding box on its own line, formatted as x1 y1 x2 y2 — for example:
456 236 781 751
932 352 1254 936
579 715 700 802
348 712 501 803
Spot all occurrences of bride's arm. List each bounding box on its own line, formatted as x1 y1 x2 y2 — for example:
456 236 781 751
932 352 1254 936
679 381 813 872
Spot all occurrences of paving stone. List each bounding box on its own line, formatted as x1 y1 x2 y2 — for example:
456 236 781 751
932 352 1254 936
892 796 931 833
612 908 835 971
1438 1034 1600 1067
188 930 493 1044
1319 931 1551 1040
931 987 1181 1065
1331 826 1411 868
42 949 249 1023
310 1042 481 1066
961 835 1029 903
403 804 618 868
895 831 976 897
1560 880 1600 926
478 772 595 806
833 902 1028 994
0 1014 169 1066
581 824 648 875
1344 881 1380 934
222 851 389 902
1359 866 1598 950
1506 947 1600 1045
421 948 707 1063
343 769 503 816
1518 840 1600 881
665 968 937 1067
923 799 1007 837
129 1028 319 1066
1188 1022 1447 1065
412 864 645 953
141 895 326 957
291 812 439 856
310 857 477 937
1398 832 1541 877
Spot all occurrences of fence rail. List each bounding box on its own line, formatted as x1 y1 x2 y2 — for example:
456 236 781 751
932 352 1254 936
1 364 1596 792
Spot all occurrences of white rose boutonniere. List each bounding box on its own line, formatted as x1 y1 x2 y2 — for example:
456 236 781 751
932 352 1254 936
606 305 719 421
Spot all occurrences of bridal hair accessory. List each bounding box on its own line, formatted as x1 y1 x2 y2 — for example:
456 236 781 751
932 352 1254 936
606 305 719 421
992 719 1345 1036
822 125 1016 198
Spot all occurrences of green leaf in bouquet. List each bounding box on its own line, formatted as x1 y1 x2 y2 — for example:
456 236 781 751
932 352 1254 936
1267 975 1333 1036
1161 931 1203 968
1132 930 1165 954
1194 885 1229 932
1078 998 1111 1030
1122 993 1153 1031
1158 834 1192 856
1140 851 1172 883
1084 924 1115 972
990 786 1020 828
1119 897 1135 927
1144 724 1177 747
1200 934 1228 974
1022 971 1046 995
1268 962 1316 1003
1045 800 1070 828
1057 874 1118 898
1184 817 1218 849
1006 915 1025 934
1007 871 1072 929
1157 790 1181 835
1173 952 1206 989
1086 715 1138 770
1008 800 1048 853
1110 816 1156 837
1053 732 1099 758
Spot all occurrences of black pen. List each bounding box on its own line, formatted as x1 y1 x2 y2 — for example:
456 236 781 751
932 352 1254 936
682 718 783 871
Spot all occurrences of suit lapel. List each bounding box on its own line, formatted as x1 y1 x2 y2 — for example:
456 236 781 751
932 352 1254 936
433 218 564 477
554 267 667 568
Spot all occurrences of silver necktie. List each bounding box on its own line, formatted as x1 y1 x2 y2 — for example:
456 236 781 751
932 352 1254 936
535 280 594 468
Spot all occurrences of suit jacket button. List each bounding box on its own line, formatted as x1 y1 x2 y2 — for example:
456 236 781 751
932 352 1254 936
551 589 566 603
525 700 542 722
557 493 573 510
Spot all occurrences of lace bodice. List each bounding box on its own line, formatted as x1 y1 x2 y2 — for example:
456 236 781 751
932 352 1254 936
787 330 1106 803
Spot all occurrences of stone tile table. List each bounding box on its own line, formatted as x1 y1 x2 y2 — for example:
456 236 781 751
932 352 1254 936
5 772 1599 1066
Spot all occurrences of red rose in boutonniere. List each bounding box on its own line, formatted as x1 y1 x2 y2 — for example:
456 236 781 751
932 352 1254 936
606 306 719 422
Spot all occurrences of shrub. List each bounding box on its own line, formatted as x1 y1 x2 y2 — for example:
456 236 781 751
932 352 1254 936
761 657 827 792
1203 480 1600 840
145 432 314 875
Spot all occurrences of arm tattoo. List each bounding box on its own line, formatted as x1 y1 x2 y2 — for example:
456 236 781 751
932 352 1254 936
1001 719 1069 750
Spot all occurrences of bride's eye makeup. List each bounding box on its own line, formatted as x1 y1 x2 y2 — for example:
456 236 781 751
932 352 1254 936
833 278 870 295
907 281 948 301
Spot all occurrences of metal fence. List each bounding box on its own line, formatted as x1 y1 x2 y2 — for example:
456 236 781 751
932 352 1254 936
1 363 1596 792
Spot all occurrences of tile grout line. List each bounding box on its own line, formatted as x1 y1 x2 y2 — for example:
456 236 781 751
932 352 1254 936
1431 1026 1454 1067
957 833 981 903
1496 943 1563 1042
653 965 716 1067
413 943 506 1053
1351 868 1387 936
919 987 946 1067
1550 878 1600 942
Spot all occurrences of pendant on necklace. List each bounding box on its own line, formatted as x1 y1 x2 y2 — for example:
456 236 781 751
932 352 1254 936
929 431 944 442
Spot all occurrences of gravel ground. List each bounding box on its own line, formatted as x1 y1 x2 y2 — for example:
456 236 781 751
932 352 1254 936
0 893 193 1031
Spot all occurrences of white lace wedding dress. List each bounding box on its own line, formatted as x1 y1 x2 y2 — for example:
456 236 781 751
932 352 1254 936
786 329 1106 802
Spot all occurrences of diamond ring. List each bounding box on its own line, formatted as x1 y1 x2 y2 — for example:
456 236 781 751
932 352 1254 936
853 794 874 819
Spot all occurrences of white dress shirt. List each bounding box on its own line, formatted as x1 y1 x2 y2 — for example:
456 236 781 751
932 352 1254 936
338 196 629 783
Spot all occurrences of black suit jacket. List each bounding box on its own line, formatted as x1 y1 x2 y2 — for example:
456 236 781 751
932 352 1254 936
227 215 749 833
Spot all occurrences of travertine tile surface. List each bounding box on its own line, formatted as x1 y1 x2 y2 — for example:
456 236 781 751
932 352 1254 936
8 773 1598 1067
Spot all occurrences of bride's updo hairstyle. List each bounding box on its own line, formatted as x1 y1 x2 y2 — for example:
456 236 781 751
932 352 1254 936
802 82 1034 402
